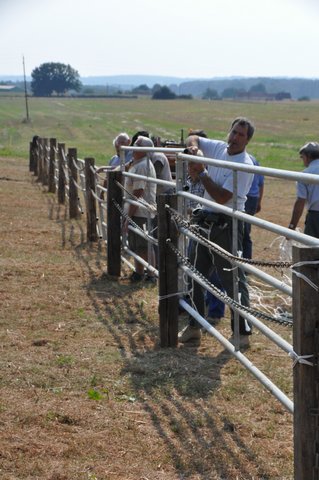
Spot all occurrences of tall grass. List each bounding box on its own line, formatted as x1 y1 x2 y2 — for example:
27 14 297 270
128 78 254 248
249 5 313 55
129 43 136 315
0 95 318 169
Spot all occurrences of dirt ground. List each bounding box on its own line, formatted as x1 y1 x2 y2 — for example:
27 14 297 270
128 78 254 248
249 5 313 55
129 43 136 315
0 156 296 480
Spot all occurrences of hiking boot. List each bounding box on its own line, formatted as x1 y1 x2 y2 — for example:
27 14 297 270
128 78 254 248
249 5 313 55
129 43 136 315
178 325 201 343
206 316 221 326
229 334 250 349
144 274 157 286
129 271 143 283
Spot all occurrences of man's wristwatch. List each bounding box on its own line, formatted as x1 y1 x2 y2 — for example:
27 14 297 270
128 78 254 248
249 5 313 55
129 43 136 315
198 169 208 179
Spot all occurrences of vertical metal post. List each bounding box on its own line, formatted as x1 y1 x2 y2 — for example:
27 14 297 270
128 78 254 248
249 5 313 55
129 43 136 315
232 170 240 349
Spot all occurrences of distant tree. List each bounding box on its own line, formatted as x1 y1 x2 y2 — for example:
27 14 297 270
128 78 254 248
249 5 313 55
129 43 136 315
31 62 82 96
221 87 241 99
202 88 219 100
152 86 176 99
151 83 162 94
132 84 151 94
249 83 267 95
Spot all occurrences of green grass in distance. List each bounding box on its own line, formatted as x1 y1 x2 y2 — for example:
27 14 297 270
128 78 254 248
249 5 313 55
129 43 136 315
0 95 318 170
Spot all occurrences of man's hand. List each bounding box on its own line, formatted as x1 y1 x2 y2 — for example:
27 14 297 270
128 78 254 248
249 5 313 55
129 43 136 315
188 161 206 181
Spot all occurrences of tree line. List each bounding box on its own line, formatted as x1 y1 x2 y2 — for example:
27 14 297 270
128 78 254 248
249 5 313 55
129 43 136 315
28 62 296 101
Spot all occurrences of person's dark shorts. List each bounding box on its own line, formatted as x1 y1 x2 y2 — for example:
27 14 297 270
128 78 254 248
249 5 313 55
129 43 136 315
128 216 149 253
305 210 319 239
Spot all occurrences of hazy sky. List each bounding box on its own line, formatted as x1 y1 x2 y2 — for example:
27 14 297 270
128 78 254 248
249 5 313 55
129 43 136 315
1 0 319 79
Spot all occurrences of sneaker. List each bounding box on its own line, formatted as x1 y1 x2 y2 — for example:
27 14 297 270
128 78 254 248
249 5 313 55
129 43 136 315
178 325 201 343
144 274 157 286
129 271 143 283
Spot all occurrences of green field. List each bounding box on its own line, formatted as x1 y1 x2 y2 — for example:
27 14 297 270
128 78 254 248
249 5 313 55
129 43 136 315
1 95 318 169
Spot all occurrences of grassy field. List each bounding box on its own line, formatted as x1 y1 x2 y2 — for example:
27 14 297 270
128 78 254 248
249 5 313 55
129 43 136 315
1 156 295 479
1 95 319 169
1 96 316 478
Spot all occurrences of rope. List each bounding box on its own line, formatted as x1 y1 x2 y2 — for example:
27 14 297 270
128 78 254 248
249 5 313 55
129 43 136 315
72 178 86 193
91 188 107 204
72 157 85 172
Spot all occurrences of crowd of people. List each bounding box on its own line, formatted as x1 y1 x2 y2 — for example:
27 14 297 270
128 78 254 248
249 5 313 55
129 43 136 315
100 119 319 348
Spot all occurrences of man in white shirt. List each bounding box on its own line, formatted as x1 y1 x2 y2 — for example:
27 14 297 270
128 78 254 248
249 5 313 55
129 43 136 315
123 136 157 283
288 141 319 238
179 117 255 345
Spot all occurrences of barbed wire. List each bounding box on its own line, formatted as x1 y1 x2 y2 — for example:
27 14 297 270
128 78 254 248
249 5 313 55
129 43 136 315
115 180 157 213
112 199 158 245
167 239 293 327
166 205 292 269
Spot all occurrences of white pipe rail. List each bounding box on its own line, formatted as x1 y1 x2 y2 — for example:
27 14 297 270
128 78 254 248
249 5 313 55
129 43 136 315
178 190 319 247
179 298 294 414
178 152 319 185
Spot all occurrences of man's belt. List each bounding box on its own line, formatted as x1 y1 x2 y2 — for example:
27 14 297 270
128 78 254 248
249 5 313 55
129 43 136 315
191 208 229 226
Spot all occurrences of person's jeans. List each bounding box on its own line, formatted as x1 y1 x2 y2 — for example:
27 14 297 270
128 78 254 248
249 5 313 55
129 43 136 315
189 214 251 335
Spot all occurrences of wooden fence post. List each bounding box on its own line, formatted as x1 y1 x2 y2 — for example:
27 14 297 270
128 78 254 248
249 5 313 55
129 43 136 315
85 157 98 242
48 138 57 193
42 138 49 186
29 142 35 172
33 139 39 177
107 170 123 277
58 143 66 204
68 147 79 219
293 245 319 480
38 138 44 183
158 194 179 348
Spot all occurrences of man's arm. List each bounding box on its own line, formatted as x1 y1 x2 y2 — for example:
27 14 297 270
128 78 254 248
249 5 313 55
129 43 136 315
122 188 144 234
188 162 232 205
288 197 306 229
256 184 264 213
153 160 163 178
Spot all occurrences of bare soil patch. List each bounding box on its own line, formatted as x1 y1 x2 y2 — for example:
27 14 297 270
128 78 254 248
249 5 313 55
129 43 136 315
0 157 294 479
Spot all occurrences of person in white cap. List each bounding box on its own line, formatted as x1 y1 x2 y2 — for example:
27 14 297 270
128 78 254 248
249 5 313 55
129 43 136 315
109 132 132 167
123 136 157 283
288 142 319 238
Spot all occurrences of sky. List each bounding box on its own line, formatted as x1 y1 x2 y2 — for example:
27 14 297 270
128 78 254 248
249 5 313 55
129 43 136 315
1 0 319 80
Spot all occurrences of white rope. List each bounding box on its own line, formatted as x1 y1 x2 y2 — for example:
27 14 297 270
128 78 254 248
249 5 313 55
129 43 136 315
288 351 314 367
291 260 319 292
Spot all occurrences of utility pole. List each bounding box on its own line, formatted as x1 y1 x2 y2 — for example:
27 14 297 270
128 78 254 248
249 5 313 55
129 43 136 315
22 55 30 122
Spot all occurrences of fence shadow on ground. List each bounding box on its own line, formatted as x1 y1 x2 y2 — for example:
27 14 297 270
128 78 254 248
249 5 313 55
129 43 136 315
45 196 274 479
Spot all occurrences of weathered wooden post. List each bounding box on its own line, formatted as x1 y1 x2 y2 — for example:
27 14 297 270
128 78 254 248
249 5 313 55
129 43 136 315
29 142 35 172
293 245 319 480
48 138 57 193
33 139 39 177
107 170 123 277
37 137 44 183
158 194 179 348
68 147 79 219
85 157 98 242
41 138 49 186
57 143 66 204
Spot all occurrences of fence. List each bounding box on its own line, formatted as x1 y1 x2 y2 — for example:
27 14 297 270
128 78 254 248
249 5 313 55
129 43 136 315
29 137 319 479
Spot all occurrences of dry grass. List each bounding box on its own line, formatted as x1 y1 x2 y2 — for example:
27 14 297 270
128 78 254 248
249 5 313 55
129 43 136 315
0 156 295 479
